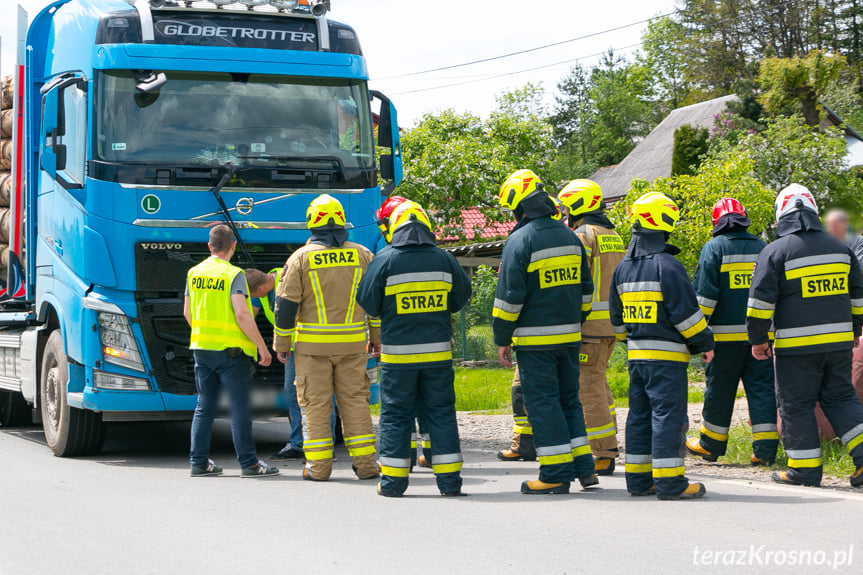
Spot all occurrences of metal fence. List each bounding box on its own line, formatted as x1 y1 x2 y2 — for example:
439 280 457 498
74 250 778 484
452 265 500 363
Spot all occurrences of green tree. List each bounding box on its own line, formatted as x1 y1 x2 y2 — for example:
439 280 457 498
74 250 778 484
609 154 776 275
399 96 555 240
588 51 656 166
758 50 847 126
671 124 710 176
495 82 546 121
637 16 692 109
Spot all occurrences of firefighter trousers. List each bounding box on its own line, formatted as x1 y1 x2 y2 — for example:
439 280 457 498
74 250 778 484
579 338 619 458
378 364 463 496
508 366 536 458
625 361 691 498
294 353 377 480
516 347 594 484
776 351 863 485
700 343 778 460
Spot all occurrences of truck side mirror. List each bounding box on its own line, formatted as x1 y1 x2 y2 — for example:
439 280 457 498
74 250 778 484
370 90 403 192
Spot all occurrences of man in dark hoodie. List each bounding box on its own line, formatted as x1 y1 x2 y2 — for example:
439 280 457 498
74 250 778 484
273 194 381 482
609 192 714 500
686 198 778 466
356 200 472 497
492 169 597 495
747 184 863 488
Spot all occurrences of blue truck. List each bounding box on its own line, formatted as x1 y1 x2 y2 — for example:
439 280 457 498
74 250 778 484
0 0 402 456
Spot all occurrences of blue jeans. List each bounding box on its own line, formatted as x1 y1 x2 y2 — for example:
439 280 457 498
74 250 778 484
283 354 304 450
190 349 258 469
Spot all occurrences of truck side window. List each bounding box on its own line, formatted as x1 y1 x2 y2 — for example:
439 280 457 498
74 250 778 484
59 83 87 186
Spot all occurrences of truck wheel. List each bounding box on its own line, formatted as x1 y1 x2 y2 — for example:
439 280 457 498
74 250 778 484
0 390 32 427
40 330 106 456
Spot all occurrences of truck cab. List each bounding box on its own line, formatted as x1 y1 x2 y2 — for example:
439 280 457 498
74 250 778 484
0 0 402 455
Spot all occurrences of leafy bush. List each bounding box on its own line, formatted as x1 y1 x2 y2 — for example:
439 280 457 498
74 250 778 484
671 124 709 176
464 265 498 329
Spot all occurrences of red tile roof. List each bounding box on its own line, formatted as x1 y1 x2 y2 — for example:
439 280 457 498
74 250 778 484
437 207 516 242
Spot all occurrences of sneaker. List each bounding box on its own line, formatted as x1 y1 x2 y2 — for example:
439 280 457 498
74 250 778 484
851 466 863 488
658 482 706 500
271 446 304 461
241 460 280 478
190 459 223 477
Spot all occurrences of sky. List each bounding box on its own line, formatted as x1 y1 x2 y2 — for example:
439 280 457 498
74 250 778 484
0 0 676 126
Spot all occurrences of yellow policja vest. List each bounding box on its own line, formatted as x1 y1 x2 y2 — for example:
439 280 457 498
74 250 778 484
187 256 257 359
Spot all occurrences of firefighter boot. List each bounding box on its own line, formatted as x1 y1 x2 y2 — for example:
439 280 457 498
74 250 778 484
851 467 863 488
658 482 706 500
520 480 571 495
750 454 775 467
417 455 432 469
578 474 600 489
594 457 615 476
772 470 820 487
686 436 718 462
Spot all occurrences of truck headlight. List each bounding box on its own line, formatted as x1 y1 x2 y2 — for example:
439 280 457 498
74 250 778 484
94 370 151 391
98 312 145 372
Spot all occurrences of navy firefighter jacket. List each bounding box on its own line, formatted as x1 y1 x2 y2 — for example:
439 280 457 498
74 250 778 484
356 222 472 370
609 230 714 363
492 216 593 350
694 229 767 344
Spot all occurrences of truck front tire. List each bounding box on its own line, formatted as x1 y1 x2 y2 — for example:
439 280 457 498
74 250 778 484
40 330 106 456
0 390 32 427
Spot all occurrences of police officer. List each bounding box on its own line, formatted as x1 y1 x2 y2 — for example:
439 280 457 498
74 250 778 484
747 184 863 488
375 195 433 469
357 201 472 497
273 194 380 482
184 224 278 478
559 179 624 475
686 198 778 466
492 169 596 495
246 267 305 461
609 192 713 500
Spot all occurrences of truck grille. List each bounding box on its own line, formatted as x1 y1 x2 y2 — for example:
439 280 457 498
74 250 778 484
135 242 297 395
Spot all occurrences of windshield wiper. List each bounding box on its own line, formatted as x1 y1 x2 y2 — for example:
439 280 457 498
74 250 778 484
209 163 255 267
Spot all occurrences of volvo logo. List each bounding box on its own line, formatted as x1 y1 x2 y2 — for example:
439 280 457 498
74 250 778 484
236 197 255 216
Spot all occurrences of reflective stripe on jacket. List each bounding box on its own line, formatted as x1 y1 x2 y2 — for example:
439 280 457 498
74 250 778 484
187 256 257 359
693 230 767 344
574 221 625 339
356 243 471 369
274 241 379 355
609 232 713 363
746 228 863 355
492 217 593 350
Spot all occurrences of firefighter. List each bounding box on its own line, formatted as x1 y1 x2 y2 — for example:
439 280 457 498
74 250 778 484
492 169 597 495
609 192 714 500
357 201 472 497
273 194 380 482
375 195 433 470
558 179 624 475
747 184 863 488
184 224 278 478
686 198 778 466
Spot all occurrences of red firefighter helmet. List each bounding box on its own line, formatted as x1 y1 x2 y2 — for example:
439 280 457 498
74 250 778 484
375 195 408 236
711 197 747 226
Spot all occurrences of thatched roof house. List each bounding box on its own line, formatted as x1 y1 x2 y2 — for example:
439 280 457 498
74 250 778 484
589 95 740 201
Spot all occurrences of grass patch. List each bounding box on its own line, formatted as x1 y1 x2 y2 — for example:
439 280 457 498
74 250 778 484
453 367 512 413
689 423 856 478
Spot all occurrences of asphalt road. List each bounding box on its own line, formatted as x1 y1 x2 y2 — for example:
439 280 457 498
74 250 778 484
2 418 862 575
